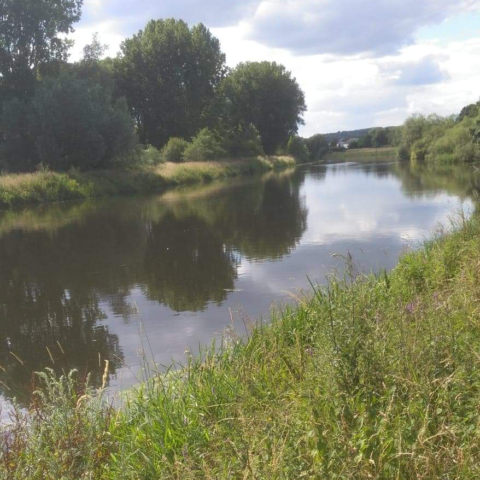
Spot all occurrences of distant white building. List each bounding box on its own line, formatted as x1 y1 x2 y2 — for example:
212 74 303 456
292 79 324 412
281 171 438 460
339 138 359 149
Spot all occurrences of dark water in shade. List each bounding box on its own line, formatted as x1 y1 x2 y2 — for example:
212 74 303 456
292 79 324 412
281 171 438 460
0 160 478 419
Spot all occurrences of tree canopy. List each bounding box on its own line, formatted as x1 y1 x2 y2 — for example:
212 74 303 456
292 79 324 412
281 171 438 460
221 62 306 154
115 19 227 148
0 0 83 100
0 4 308 171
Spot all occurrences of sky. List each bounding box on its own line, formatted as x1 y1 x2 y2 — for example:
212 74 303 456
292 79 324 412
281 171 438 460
70 0 480 136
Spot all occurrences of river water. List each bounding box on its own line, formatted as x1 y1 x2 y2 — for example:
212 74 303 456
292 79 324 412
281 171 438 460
0 160 478 419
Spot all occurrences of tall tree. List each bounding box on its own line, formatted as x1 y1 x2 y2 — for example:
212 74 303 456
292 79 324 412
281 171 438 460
115 19 227 148
221 62 306 154
0 0 83 99
369 127 388 148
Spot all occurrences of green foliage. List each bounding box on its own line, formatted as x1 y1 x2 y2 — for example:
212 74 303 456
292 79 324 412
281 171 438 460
287 136 310 162
115 19 226 148
160 138 190 163
0 73 137 172
357 134 372 148
34 74 137 170
305 134 328 160
183 128 226 162
396 109 480 164
220 124 265 158
221 61 306 154
0 369 113 479
458 101 480 122
0 98 37 172
139 145 165 166
369 127 389 147
0 0 83 100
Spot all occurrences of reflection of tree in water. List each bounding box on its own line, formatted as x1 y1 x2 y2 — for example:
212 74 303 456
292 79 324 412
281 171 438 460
143 214 239 312
0 226 130 404
394 161 480 200
0 169 309 401
223 174 308 260
140 171 308 310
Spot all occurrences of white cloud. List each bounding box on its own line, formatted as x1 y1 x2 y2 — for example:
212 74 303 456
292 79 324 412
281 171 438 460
247 0 480 56
70 0 480 136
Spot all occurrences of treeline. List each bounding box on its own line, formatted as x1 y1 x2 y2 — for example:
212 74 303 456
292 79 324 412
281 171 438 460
394 100 480 163
0 2 306 173
347 127 396 149
286 126 396 164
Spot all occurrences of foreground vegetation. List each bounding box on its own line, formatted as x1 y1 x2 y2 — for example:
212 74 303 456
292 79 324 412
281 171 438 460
2 208 480 478
0 157 295 208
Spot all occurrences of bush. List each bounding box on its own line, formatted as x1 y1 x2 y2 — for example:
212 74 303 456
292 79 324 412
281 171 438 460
221 124 264 158
183 128 226 162
286 136 310 162
139 145 165 166
160 138 190 163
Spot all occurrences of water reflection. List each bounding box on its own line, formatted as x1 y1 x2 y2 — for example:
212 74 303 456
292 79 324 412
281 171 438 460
0 172 308 405
0 161 476 410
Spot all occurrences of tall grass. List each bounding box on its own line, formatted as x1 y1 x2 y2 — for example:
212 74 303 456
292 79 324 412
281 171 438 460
2 212 480 479
0 156 296 209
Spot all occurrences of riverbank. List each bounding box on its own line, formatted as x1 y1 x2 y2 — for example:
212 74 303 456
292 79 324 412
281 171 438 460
2 208 480 478
326 146 396 162
0 156 295 208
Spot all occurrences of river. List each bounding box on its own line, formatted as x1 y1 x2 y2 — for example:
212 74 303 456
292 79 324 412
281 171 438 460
0 159 478 420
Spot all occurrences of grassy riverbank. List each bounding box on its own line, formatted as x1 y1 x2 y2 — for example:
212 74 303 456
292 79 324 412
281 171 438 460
327 146 396 162
0 156 295 208
2 211 480 479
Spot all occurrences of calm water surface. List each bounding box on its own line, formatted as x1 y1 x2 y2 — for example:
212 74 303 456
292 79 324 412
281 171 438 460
0 160 478 418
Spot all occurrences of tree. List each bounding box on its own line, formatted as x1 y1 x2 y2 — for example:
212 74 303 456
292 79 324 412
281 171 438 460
115 19 226 148
82 32 108 65
1 73 137 171
183 128 225 162
369 128 388 148
305 134 328 160
358 134 372 148
0 0 83 100
287 136 310 162
33 73 137 170
221 61 306 154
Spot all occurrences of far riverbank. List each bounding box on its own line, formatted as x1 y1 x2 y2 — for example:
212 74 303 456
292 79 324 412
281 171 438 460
0 156 295 209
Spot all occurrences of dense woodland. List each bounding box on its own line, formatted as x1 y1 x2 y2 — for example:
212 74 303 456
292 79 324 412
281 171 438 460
0 1 307 172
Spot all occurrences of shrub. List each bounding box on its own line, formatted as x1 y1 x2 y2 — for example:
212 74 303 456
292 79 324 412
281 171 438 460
160 138 190 163
221 124 264 158
139 145 165 166
183 128 226 162
286 136 310 162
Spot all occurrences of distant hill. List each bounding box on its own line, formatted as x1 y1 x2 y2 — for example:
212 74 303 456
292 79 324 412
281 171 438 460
323 127 397 142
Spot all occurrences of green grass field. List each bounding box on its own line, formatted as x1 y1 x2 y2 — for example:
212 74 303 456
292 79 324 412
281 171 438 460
0 156 296 209
327 146 397 162
2 209 480 479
